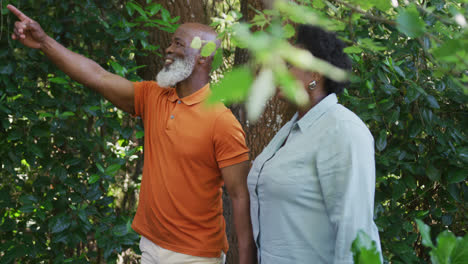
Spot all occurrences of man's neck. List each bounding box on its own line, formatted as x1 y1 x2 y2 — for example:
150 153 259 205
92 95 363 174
176 75 209 99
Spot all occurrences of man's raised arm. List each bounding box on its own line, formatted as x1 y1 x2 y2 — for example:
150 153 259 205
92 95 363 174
8 4 135 114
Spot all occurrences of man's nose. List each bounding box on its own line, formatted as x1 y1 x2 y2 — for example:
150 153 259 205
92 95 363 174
165 43 174 55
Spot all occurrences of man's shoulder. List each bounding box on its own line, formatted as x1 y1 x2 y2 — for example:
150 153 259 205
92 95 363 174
134 80 162 89
134 81 170 97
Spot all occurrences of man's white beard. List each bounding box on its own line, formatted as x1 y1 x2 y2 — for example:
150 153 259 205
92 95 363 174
156 55 196 88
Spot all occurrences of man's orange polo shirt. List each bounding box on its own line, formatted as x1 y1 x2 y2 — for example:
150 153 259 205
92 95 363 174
131 81 249 258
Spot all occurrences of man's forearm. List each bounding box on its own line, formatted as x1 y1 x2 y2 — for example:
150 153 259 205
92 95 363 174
40 36 107 92
39 36 135 113
231 195 257 264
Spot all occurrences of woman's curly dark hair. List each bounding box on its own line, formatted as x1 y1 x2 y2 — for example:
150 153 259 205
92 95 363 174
296 25 352 95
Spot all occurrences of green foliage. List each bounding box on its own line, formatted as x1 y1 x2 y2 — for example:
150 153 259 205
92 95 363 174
416 219 468 264
351 231 382 264
0 0 177 262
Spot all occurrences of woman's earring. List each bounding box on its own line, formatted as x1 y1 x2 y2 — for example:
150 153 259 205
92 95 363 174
308 80 317 90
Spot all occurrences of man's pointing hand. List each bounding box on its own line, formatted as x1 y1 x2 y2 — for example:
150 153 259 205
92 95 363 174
8 4 47 49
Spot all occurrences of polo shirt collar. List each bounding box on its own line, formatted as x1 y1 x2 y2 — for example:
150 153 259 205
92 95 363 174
296 93 338 132
168 83 211 105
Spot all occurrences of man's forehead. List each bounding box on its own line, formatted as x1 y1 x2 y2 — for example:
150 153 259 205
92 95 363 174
173 26 195 40
174 23 217 43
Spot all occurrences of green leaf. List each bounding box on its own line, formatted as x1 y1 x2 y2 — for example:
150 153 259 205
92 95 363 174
211 48 223 73
147 3 162 16
359 38 386 52
105 164 121 175
49 214 71 233
18 205 35 213
283 24 296 39
127 1 148 19
112 224 129 237
96 163 105 173
351 230 382 264
313 0 326 9
135 131 145 139
49 77 69 84
200 41 217 57
190 37 202 50
393 66 406 78
416 219 435 248
427 165 441 181
344 46 363 54
456 147 468 162
208 66 253 105
447 169 467 184
426 95 440 109
396 5 426 38
110 61 127 76
376 130 387 151
0 63 13 75
275 67 308 106
89 174 100 184
59 111 75 118
374 0 392 12
430 231 457 264
246 68 275 122
452 234 468 264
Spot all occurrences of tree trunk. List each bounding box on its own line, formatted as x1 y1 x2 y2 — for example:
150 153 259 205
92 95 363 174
225 1 296 264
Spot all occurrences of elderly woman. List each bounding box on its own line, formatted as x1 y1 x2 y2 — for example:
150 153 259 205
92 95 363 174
248 25 382 263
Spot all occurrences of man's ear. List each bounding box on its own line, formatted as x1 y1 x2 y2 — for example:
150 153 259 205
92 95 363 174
198 56 207 65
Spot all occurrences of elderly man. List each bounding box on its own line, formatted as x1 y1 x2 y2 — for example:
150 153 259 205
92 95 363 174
8 4 256 264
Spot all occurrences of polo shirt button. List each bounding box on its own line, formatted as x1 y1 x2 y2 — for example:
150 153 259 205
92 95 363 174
170 115 174 119
177 100 181 104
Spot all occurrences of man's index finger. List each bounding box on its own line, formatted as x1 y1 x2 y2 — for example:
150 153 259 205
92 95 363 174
7 5 31 22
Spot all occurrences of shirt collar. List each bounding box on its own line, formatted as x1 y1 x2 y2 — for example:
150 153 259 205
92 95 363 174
296 93 338 131
167 83 211 105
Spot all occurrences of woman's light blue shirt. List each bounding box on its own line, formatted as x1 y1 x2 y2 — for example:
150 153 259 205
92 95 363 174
248 94 382 264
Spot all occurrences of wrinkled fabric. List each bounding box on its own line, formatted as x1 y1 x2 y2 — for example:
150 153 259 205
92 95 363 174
248 93 382 264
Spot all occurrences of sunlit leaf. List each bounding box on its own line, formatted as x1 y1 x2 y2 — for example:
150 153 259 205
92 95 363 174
208 66 253 105
190 36 202 50
211 48 223 73
351 230 382 264
344 46 363 54
283 24 296 39
201 41 217 57
246 68 275 122
278 43 349 82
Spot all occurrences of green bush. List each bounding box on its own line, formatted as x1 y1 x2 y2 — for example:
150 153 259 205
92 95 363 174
0 0 176 262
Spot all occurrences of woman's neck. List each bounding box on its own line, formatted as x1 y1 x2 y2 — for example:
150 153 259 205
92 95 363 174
297 93 328 119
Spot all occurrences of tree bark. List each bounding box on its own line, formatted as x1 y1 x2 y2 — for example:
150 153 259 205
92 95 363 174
226 1 295 263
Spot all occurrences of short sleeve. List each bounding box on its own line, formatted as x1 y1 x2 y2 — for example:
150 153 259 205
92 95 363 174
213 110 249 168
134 81 164 119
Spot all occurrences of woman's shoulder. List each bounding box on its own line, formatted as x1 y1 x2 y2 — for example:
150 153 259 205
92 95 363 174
325 104 374 139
